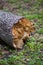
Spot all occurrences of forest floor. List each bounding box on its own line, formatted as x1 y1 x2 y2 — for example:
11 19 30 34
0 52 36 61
0 0 43 65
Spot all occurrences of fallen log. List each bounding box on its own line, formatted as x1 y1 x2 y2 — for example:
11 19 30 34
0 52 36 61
0 11 35 49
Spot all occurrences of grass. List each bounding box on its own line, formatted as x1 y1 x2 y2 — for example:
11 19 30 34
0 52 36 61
7 0 18 3
37 28 43 34
0 0 43 65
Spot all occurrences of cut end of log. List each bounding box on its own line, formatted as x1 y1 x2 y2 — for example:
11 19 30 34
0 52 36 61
12 18 35 49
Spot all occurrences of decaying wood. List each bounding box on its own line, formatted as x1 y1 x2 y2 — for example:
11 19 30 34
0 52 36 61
0 11 35 49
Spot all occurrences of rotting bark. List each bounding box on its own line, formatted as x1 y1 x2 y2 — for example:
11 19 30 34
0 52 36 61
0 11 35 49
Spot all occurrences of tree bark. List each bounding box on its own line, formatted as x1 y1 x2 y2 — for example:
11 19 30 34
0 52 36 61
0 11 23 48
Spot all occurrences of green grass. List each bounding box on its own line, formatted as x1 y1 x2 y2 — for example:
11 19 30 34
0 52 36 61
0 38 43 65
7 0 18 3
37 28 43 34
